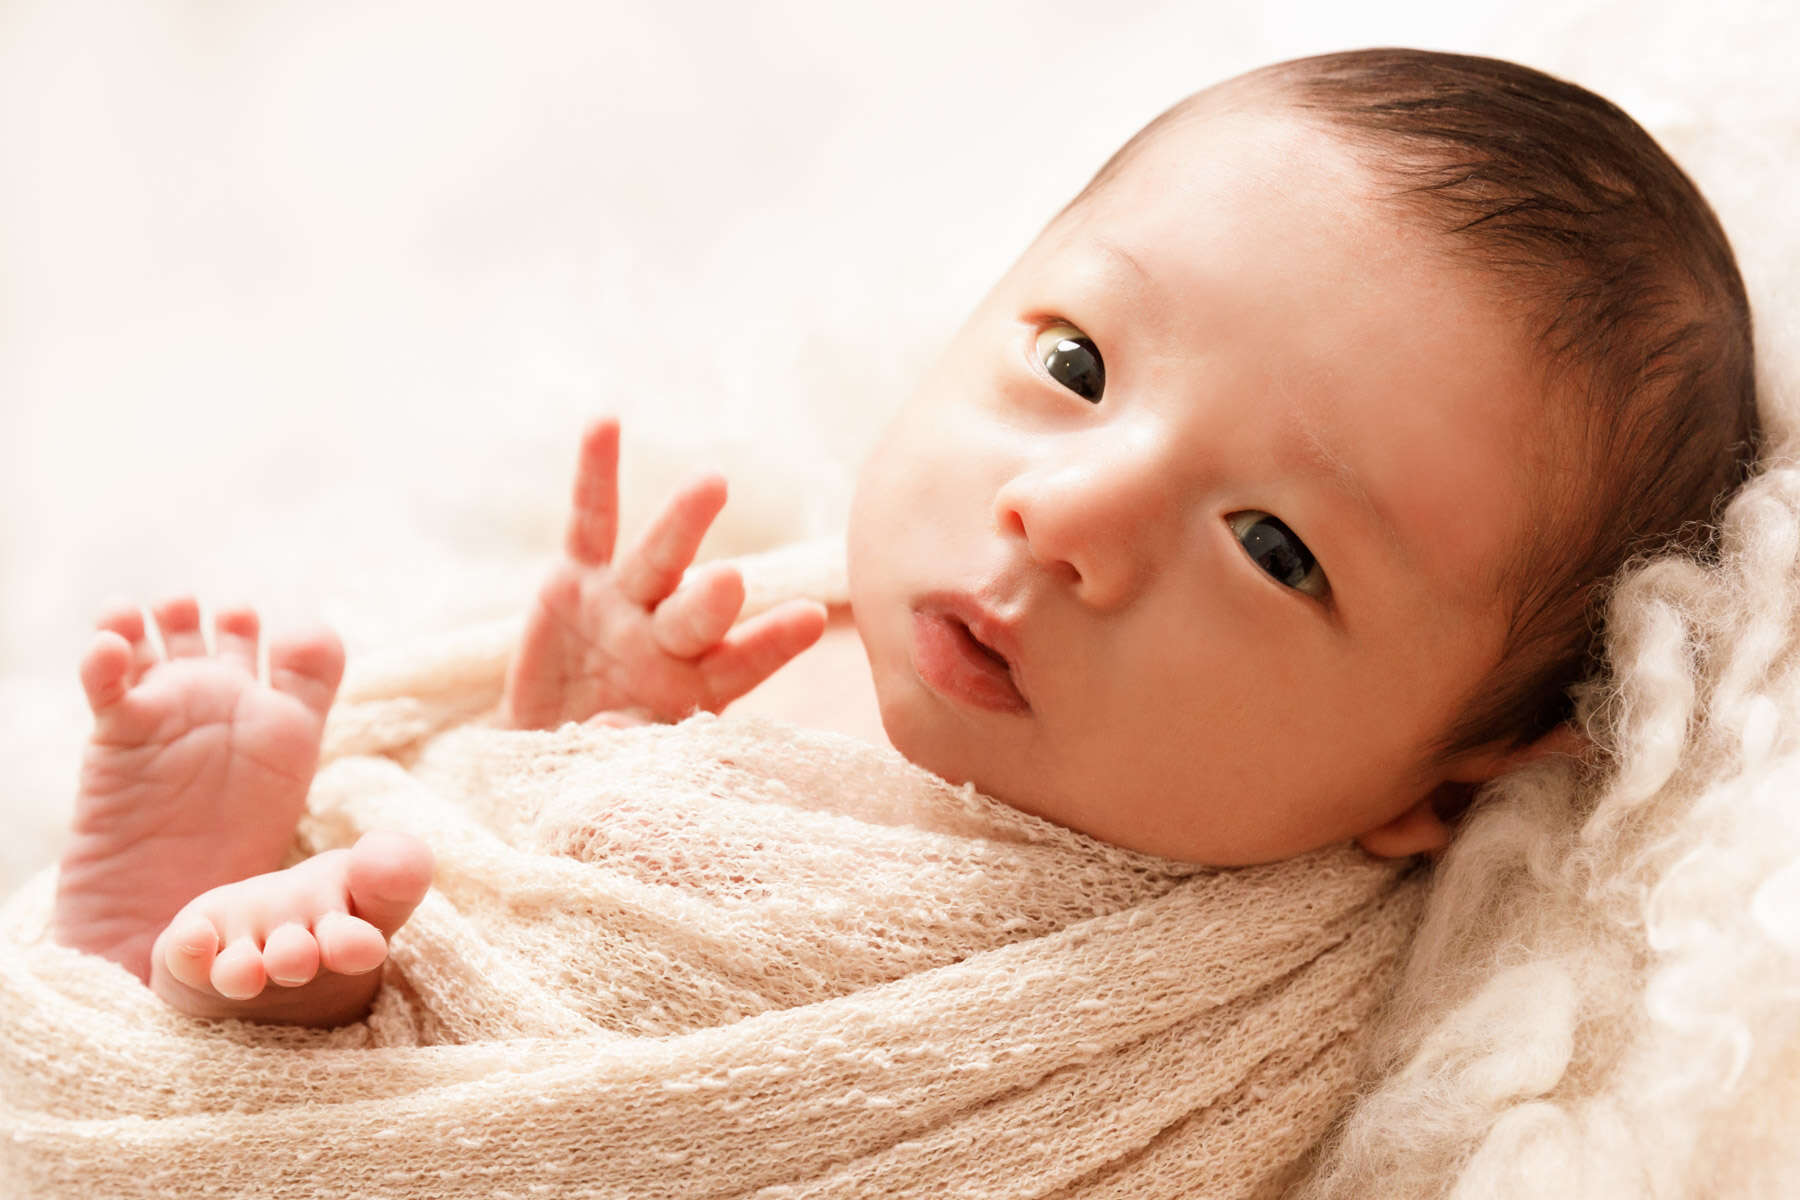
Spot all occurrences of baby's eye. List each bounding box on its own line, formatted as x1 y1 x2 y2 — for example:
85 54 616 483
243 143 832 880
1033 322 1105 402
1227 512 1328 598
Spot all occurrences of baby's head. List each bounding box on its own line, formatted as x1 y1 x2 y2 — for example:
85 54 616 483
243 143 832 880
846 48 1758 866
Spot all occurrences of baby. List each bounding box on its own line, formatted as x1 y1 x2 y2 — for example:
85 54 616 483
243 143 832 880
47 48 1758 1030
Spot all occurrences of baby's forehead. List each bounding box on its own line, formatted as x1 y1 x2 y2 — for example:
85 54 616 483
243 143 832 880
1106 78 1332 169
1076 104 1391 245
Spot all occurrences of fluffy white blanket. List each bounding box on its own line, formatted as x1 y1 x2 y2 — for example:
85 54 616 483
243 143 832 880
1293 462 1800 1197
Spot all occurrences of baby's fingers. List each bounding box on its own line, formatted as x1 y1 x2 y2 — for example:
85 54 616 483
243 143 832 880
697 600 829 712
615 473 728 609
652 562 746 659
565 418 623 567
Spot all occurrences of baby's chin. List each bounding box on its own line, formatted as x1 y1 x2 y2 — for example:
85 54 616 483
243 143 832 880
877 693 977 779
875 695 1030 806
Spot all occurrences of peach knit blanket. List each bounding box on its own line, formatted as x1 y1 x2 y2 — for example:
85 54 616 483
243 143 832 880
0 545 1426 1198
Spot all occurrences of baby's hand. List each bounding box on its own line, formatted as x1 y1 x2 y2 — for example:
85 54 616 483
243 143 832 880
500 417 827 730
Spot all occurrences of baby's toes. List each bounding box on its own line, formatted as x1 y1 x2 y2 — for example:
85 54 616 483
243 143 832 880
267 626 346 719
152 595 208 660
312 911 390 977
78 631 138 714
92 598 156 684
345 829 435 935
156 910 222 994
210 935 270 1001
261 921 323 987
213 605 262 676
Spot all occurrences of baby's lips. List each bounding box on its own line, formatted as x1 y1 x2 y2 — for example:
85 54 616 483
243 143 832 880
914 590 1032 707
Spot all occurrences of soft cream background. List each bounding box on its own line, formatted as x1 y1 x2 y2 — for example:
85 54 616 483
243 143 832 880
2 0 1794 897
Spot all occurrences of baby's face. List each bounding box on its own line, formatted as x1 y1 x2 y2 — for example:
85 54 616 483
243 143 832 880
846 101 1552 866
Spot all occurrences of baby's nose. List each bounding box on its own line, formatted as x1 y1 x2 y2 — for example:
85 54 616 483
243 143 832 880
992 432 1171 609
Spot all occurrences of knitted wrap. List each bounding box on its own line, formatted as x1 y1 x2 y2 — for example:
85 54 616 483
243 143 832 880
0 541 1427 1198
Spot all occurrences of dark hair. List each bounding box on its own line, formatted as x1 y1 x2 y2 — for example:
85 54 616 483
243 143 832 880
1070 48 1761 767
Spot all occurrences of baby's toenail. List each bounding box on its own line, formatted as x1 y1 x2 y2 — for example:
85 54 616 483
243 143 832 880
174 931 216 956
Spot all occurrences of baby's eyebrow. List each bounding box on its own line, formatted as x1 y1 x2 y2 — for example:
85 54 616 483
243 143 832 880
1288 408 1411 570
1091 238 1153 292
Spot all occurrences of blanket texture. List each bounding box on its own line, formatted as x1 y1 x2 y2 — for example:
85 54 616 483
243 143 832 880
0 541 1426 1198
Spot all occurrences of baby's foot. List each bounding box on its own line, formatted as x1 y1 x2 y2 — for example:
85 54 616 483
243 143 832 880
51 597 345 984
149 830 433 1027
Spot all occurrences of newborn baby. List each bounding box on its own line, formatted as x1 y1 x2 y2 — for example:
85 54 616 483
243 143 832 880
48 48 1757 1030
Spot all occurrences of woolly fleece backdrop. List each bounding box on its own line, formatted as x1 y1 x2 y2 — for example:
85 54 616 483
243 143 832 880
2 1 1797 1195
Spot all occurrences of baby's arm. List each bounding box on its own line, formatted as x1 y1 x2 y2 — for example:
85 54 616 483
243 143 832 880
501 417 826 729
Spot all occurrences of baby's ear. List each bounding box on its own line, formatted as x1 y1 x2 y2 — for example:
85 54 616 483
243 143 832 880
1356 723 1591 861
1355 794 1455 860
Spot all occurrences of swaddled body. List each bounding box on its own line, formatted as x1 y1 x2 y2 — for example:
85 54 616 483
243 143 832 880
3 540 1428 1197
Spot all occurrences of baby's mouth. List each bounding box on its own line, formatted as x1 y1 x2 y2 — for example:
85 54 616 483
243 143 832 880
909 601 1031 714
957 620 1011 668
